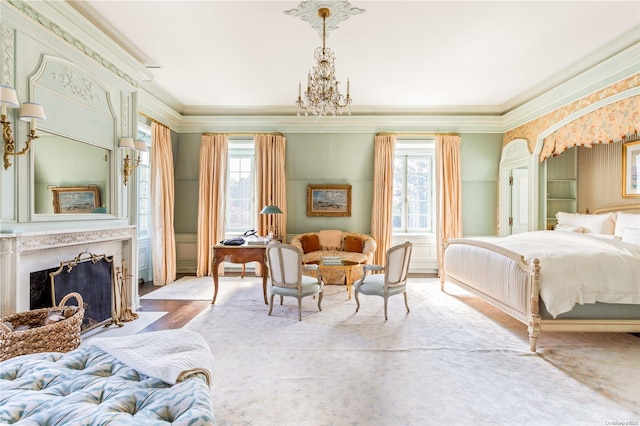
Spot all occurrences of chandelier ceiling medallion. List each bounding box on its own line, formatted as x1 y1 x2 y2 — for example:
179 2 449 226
285 1 365 117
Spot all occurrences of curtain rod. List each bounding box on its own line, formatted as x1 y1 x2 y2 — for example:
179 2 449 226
138 112 170 129
202 132 284 137
377 132 436 138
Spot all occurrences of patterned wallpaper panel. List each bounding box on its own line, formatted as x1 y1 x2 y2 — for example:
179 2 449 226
503 74 640 159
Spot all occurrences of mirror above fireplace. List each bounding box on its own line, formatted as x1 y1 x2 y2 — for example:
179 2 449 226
33 131 112 216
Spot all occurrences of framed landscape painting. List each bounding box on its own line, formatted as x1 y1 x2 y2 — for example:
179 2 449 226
51 186 101 213
307 184 351 217
622 141 640 198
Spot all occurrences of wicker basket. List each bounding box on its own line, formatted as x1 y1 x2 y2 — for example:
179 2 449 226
0 292 85 361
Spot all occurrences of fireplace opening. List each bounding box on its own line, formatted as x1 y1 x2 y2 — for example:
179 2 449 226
30 252 114 332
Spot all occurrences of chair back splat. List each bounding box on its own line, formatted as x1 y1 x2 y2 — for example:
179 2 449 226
266 244 323 321
353 242 413 320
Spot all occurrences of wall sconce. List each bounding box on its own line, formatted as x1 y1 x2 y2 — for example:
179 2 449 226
1 85 47 170
119 137 148 186
259 204 283 238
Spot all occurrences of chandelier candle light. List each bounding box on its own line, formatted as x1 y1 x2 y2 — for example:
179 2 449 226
295 6 355 117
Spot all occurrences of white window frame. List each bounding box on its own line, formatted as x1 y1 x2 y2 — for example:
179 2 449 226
226 139 256 234
392 140 436 235
135 123 151 239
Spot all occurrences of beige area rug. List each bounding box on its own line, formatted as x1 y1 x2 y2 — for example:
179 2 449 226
183 277 640 426
139 275 219 300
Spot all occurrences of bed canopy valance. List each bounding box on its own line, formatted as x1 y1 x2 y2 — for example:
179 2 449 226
540 95 639 162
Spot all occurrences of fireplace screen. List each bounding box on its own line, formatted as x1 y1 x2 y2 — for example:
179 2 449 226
30 252 114 332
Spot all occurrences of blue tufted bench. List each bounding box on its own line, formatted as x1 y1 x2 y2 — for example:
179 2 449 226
0 346 216 425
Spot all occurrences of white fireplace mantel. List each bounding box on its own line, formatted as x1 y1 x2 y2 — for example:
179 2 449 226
0 226 137 316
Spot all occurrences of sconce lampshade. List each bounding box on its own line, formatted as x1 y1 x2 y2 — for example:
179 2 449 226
0 85 19 109
118 137 135 149
260 205 283 215
18 102 46 123
134 140 148 151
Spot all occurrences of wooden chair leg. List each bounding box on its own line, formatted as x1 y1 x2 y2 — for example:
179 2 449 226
384 296 388 321
318 291 323 311
403 291 410 314
241 264 245 278
354 290 360 313
268 294 275 316
298 298 302 321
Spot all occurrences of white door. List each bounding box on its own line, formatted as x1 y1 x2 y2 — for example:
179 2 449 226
510 168 529 234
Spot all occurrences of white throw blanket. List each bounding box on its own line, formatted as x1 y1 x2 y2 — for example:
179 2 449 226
474 231 640 317
89 329 215 386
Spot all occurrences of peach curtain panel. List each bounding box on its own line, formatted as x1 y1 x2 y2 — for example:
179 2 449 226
370 134 396 267
255 134 287 276
150 121 176 286
255 134 287 239
540 95 639 161
196 134 228 277
436 134 462 275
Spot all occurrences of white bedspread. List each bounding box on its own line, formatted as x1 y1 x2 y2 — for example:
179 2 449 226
473 231 640 317
89 329 215 386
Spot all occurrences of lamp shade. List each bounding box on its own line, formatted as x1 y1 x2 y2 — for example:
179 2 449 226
134 140 148 151
0 85 19 109
19 102 46 122
118 137 135 149
260 205 283 214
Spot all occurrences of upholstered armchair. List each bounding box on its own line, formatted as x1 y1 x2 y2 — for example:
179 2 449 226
266 244 323 321
354 242 413 320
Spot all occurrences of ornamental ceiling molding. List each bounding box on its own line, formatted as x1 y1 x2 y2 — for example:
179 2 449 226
284 0 365 38
7 0 138 89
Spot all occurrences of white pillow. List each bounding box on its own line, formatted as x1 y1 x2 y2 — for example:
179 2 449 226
553 224 583 232
555 212 616 235
621 228 640 245
614 212 640 237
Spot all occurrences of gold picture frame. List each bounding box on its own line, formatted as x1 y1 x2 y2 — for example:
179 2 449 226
307 184 352 217
622 140 640 198
51 186 101 213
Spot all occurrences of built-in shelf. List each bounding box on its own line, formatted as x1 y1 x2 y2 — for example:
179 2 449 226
545 150 577 229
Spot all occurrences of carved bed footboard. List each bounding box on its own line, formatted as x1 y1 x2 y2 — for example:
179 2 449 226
442 236 640 352
442 238 542 351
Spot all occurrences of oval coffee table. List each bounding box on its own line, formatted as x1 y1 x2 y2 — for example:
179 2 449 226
304 259 363 299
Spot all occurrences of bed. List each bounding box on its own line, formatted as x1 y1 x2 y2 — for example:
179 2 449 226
441 204 640 352
0 329 216 425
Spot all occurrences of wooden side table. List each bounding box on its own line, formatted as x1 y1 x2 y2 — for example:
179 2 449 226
210 244 269 304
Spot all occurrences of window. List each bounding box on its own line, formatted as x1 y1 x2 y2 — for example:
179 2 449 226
136 124 151 238
392 140 435 234
226 140 255 232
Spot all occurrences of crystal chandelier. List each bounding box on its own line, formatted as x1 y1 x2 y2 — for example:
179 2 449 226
296 7 351 117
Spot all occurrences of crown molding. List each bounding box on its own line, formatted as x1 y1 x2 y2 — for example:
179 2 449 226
502 41 640 131
5 0 151 89
177 114 505 134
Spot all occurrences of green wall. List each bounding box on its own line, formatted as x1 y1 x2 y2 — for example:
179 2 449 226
285 133 374 234
172 132 502 237
174 133 200 234
460 133 502 236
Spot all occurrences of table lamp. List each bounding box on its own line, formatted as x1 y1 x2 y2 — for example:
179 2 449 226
260 205 283 239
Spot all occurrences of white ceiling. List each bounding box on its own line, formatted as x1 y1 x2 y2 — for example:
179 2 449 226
68 0 640 116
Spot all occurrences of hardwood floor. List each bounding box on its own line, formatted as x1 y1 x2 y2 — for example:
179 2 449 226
136 274 211 333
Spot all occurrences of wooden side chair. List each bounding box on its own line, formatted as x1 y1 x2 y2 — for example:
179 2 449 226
353 242 412 320
266 244 323 321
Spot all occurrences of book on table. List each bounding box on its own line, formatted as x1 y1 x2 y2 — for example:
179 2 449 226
322 256 342 265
